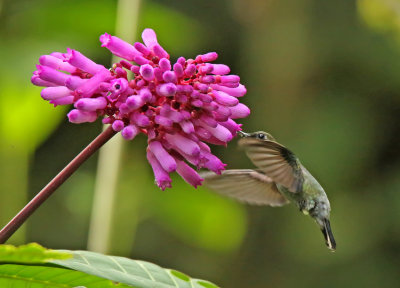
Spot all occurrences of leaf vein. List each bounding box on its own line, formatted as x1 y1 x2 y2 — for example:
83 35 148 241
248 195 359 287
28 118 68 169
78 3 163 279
108 256 128 274
136 261 155 281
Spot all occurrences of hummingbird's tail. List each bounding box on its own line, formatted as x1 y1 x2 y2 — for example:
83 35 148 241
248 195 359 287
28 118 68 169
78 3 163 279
321 219 336 251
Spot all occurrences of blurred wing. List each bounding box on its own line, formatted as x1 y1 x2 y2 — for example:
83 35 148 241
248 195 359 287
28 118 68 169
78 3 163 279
238 138 304 193
201 169 289 206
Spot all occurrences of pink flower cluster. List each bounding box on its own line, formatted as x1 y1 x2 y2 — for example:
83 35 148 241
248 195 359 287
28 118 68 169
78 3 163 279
32 29 250 190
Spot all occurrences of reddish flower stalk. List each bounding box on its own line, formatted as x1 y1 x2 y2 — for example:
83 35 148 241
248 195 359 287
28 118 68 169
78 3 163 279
0 126 116 244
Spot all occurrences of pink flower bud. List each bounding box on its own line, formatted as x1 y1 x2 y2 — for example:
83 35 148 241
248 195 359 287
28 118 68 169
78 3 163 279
67 109 97 123
184 64 196 77
126 95 144 110
156 83 177 97
112 120 125 131
159 58 171 71
153 44 169 59
75 97 107 111
198 52 218 62
133 42 151 56
210 64 230 75
131 111 150 127
173 63 184 78
133 56 150 65
163 71 177 83
121 125 139 140
139 64 154 81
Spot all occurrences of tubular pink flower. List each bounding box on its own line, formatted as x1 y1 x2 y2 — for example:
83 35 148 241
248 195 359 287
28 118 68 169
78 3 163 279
39 55 76 73
50 96 75 106
41 86 72 100
100 33 141 61
175 159 203 188
212 90 239 106
31 74 57 87
36 65 70 86
148 141 177 173
76 69 112 98
133 56 150 65
179 120 195 134
142 28 158 49
155 115 173 127
195 126 212 139
210 64 230 75
65 76 88 90
202 153 226 174
199 113 218 128
32 28 250 189
65 49 104 75
165 133 200 157
147 150 172 191
153 44 169 59
230 103 251 119
220 119 242 135
210 83 247 97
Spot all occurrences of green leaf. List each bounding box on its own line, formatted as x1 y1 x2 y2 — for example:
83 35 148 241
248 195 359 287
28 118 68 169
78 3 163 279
0 243 71 263
50 249 219 288
0 244 219 288
0 264 130 287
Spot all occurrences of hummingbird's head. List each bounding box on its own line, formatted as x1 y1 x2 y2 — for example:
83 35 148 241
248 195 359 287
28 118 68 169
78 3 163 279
310 200 336 251
238 131 276 141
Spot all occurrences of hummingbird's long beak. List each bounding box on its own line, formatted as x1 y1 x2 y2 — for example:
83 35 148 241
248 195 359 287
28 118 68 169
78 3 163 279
238 130 250 137
321 219 336 251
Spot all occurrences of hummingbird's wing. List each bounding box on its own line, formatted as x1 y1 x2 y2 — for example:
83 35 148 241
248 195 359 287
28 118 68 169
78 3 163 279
200 169 289 206
238 138 304 193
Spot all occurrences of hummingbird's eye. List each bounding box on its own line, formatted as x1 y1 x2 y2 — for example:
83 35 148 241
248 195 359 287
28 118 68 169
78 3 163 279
257 133 265 140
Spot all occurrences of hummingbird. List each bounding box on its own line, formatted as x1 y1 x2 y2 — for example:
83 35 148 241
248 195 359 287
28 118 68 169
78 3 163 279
201 131 336 251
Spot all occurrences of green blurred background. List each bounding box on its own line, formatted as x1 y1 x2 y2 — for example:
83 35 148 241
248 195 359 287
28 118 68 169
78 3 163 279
1 0 400 287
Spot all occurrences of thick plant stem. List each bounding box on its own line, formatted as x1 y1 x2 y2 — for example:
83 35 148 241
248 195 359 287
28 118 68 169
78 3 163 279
0 126 117 244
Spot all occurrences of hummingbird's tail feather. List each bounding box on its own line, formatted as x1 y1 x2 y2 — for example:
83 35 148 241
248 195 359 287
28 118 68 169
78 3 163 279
321 219 336 251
